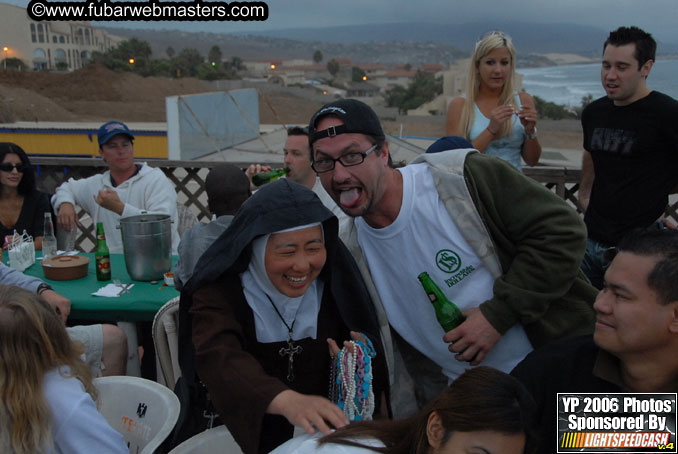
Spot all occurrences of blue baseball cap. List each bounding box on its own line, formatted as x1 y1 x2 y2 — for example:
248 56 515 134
426 136 474 154
97 121 134 147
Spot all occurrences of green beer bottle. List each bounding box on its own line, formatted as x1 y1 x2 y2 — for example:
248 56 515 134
95 222 111 281
417 272 465 332
252 168 289 187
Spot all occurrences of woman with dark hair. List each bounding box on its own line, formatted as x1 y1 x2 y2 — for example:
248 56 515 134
272 366 536 454
182 179 387 454
0 142 51 249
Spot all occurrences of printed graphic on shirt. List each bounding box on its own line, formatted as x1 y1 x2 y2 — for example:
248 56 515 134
435 248 476 288
444 265 477 288
436 249 461 273
590 128 636 156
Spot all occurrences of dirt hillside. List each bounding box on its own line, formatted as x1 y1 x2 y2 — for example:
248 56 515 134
0 64 322 124
0 65 581 148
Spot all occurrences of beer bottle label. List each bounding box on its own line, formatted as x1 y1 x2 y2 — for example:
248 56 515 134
97 257 110 271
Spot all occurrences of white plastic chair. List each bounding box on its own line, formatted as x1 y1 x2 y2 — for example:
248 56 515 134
152 297 181 388
168 425 243 454
94 375 180 454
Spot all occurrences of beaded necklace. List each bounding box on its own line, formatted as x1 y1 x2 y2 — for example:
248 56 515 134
331 335 376 421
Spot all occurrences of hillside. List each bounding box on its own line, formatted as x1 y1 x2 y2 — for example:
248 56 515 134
0 64 583 149
102 21 678 67
0 64 324 124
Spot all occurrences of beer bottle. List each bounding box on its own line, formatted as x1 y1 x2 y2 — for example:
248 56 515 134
95 222 111 281
417 272 464 332
42 212 57 258
252 168 289 187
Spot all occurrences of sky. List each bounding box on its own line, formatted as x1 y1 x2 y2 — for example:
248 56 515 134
5 0 678 44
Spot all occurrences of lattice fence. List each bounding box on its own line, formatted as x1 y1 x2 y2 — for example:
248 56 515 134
31 157 678 252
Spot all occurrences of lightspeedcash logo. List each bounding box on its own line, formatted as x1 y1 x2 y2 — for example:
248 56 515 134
27 0 269 22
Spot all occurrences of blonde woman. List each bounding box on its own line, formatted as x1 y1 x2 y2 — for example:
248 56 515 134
0 285 128 454
446 31 541 170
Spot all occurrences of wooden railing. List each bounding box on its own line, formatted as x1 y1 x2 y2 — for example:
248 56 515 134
31 157 678 252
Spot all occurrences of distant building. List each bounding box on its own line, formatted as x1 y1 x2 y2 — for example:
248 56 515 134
0 2 121 71
243 59 283 77
266 69 305 86
370 69 417 90
346 81 380 98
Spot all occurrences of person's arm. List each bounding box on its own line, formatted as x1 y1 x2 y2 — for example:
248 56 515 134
245 163 272 192
117 168 177 218
445 154 589 358
0 262 70 322
445 97 466 136
52 177 94 233
446 97 509 153
0 260 42 291
579 151 595 213
518 93 542 167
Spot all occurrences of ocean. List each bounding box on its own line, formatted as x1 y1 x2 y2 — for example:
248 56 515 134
518 59 678 107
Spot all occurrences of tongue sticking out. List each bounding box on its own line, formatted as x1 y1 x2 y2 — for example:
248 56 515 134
339 188 361 207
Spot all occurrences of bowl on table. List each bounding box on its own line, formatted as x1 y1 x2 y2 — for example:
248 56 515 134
41 255 90 281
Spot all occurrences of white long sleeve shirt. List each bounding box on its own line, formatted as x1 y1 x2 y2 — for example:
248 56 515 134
52 163 179 254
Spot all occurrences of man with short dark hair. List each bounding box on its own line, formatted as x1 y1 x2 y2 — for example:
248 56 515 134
246 126 350 235
579 26 678 288
52 121 180 253
512 227 678 453
174 163 251 289
309 98 597 416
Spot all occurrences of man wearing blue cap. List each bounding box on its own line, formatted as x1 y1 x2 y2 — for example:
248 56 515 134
52 121 180 253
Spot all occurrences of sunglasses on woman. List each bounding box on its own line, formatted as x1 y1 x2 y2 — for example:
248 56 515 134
0 163 28 172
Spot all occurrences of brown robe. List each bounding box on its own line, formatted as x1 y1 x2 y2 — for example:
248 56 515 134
191 273 353 453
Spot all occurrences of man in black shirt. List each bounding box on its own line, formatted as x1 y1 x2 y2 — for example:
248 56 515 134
579 26 678 288
512 228 678 453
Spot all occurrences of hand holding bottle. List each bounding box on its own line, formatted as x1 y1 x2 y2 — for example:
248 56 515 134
443 307 502 366
245 164 271 191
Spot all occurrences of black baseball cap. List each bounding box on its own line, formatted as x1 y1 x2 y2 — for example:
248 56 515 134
308 99 385 146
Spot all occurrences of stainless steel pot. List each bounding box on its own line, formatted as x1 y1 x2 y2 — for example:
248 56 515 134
118 214 172 281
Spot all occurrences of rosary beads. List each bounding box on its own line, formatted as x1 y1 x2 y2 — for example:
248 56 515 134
333 336 376 421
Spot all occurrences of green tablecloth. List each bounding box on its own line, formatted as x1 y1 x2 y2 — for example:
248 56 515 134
5 252 179 322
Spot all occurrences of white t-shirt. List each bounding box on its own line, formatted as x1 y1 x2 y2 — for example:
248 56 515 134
44 368 128 454
355 163 532 380
270 433 384 454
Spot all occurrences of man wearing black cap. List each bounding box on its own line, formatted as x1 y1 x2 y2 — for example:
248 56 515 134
52 121 180 253
308 99 597 415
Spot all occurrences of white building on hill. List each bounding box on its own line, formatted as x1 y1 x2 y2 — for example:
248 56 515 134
0 2 121 71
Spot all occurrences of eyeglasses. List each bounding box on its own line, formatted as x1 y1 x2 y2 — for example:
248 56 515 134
312 144 379 173
0 163 27 173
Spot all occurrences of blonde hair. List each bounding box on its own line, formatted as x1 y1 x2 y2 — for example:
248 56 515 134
459 31 518 140
0 285 96 454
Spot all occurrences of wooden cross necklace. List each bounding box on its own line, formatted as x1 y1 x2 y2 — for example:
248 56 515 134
266 295 303 382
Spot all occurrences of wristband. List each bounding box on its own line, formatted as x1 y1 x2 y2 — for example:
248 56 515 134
37 283 53 295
